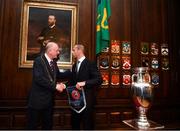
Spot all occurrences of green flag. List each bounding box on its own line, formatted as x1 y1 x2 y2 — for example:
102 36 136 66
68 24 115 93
96 0 111 54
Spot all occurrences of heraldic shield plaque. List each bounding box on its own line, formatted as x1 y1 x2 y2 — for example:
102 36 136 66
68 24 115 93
66 86 86 113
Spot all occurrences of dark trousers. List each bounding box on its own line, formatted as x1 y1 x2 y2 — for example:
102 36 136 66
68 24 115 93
27 107 53 130
71 107 94 130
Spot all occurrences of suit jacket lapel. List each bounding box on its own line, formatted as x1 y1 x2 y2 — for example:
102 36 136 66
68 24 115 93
76 58 87 78
42 55 55 80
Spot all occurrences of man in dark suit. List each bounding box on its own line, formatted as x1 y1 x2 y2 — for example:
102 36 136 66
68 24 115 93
37 15 61 53
69 44 102 130
27 42 68 129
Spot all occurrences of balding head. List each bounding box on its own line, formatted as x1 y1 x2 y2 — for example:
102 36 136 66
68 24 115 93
45 42 57 52
45 42 60 59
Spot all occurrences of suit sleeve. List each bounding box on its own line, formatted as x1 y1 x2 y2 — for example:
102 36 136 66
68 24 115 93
54 62 72 80
56 69 72 80
33 58 56 92
65 64 76 87
85 62 103 87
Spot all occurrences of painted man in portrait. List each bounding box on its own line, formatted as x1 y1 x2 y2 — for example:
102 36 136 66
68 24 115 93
37 14 61 54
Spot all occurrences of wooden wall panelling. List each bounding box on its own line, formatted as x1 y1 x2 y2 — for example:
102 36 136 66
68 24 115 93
62 113 71 129
52 113 62 128
78 0 92 59
167 0 180 99
91 0 96 60
95 112 108 127
13 113 27 129
0 0 29 100
0 0 4 98
130 0 141 67
0 0 180 129
109 112 121 125
0 113 12 129
110 0 131 40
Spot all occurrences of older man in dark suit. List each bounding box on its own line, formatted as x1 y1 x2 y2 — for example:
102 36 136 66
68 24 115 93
27 42 69 129
69 44 102 130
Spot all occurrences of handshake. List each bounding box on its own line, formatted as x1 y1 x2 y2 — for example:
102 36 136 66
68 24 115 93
56 83 66 92
55 81 86 92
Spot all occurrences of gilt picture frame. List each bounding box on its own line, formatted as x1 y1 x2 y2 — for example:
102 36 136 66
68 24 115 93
19 1 78 68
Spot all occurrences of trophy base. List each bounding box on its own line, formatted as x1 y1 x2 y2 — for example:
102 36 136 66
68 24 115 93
123 119 164 130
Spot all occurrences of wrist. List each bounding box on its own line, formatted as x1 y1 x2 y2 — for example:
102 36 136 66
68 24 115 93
84 81 86 86
63 84 66 89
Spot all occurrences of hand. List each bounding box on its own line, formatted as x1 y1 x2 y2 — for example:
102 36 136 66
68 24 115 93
56 84 62 92
37 36 44 40
56 83 66 92
76 81 86 90
43 39 50 46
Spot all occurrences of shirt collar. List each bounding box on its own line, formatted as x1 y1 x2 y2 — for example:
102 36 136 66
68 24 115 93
78 56 85 63
49 24 55 29
45 53 52 63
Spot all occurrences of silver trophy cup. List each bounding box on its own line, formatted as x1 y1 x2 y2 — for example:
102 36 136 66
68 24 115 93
123 67 164 130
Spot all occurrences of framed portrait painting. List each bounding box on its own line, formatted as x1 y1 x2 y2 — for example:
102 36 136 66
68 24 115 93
19 1 78 68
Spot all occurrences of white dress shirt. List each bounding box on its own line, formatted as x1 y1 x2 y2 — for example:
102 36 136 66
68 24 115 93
45 53 52 66
76 56 86 72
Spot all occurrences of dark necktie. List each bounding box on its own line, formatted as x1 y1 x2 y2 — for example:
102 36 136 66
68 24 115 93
50 60 54 72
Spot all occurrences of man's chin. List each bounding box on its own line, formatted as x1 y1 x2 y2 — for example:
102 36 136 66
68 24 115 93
57 54 60 58
53 55 59 61
53 57 59 62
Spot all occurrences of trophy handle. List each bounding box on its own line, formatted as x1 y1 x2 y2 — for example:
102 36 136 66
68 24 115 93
148 74 151 83
132 74 137 83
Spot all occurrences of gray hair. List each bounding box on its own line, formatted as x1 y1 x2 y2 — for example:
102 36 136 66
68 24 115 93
45 42 58 53
74 44 85 52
